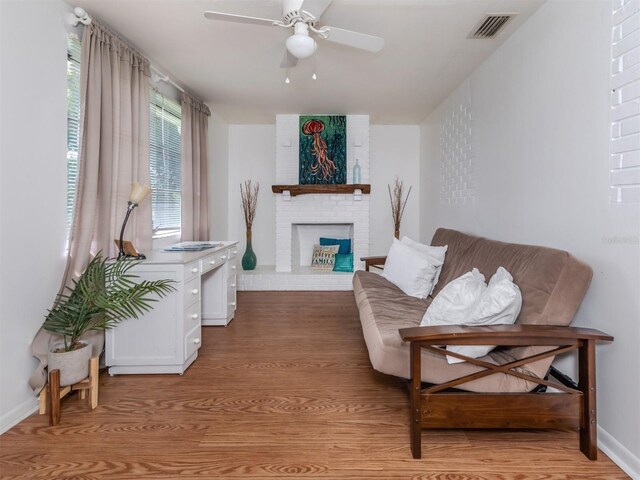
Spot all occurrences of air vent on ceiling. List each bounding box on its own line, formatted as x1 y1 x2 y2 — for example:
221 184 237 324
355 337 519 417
468 14 515 39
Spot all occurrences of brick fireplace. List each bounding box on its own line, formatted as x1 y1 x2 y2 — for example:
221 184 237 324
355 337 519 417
274 114 370 273
237 114 371 291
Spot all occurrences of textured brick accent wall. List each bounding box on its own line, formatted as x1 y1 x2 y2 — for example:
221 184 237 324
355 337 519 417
275 115 370 272
439 95 475 205
611 0 640 203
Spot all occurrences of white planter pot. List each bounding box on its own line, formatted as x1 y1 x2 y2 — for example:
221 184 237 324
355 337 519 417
48 342 91 386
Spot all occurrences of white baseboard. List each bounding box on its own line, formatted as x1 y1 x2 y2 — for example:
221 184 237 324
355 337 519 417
0 397 38 435
599 425 640 479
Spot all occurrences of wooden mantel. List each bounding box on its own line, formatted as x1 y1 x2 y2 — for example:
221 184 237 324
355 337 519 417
271 184 371 196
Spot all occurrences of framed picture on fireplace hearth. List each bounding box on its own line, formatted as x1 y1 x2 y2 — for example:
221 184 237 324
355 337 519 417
299 115 346 185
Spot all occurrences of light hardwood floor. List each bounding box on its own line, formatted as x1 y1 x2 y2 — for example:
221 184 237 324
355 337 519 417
0 291 628 479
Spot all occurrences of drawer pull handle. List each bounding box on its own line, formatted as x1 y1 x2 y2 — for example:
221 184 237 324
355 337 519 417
191 313 199 319
231 283 236 288
193 338 201 345
230 302 236 307
231 265 237 270
191 288 199 295
190 267 199 273
233 250 238 255
221 255 227 260
209 260 216 265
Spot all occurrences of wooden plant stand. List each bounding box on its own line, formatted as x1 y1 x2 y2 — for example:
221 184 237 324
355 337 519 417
39 356 99 426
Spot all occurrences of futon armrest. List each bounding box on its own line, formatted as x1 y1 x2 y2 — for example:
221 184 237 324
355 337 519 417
399 324 613 346
360 256 387 272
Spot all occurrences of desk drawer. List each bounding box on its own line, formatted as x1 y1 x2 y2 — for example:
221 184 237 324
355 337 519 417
184 276 200 307
228 246 239 259
184 324 202 360
201 251 226 275
183 301 200 330
228 263 238 276
185 261 200 282
228 300 237 314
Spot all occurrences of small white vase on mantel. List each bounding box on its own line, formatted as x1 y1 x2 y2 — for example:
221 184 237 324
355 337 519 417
353 159 361 184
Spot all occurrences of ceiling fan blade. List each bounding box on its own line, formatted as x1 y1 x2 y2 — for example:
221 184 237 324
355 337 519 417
204 11 279 27
322 26 385 52
280 50 299 68
300 0 332 21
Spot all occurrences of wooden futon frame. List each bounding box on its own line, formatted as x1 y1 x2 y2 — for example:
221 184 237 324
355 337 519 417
363 256 614 460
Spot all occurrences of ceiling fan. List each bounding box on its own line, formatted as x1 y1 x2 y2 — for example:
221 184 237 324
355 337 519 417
204 0 385 68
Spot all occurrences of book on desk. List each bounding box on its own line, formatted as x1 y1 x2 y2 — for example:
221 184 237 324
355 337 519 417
163 242 224 252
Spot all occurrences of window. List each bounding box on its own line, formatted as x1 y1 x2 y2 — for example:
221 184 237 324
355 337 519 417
66 35 81 238
610 0 640 203
149 89 182 237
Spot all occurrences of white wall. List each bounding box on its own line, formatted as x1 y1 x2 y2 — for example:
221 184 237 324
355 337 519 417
0 0 71 432
208 112 229 240
222 124 421 265
227 125 277 265
370 125 420 255
420 1 639 475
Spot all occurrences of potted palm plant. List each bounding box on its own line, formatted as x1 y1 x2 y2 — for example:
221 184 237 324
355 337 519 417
43 253 175 385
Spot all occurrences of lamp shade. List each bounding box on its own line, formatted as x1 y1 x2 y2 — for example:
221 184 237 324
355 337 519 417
129 182 151 204
286 22 316 59
286 34 316 59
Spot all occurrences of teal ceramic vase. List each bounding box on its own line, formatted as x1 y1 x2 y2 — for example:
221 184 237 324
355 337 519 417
242 229 257 270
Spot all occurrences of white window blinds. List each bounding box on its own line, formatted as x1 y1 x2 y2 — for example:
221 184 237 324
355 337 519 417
66 36 81 238
149 89 182 237
611 0 640 203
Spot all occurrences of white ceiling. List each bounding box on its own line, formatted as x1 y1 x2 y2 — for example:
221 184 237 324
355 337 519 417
68 0 545 124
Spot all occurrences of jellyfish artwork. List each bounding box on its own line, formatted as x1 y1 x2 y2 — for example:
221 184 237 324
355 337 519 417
302 119 336 181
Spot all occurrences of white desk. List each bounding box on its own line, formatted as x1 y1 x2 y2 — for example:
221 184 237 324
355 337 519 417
105 241 239 375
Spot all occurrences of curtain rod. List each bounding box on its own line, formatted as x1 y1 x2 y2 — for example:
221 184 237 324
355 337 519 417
150 65 185 93
69 7 187 96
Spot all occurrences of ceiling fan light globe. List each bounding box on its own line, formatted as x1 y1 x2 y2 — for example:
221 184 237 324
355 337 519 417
286 34 316 59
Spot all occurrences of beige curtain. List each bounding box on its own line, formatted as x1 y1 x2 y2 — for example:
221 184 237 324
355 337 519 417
29 20 152 394
70 20 152 269
180 93 210 241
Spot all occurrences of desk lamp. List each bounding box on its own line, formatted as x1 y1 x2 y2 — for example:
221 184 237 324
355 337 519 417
117 182 151 260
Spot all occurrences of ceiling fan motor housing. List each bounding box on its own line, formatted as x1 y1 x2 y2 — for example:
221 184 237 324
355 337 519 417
282 0 309 23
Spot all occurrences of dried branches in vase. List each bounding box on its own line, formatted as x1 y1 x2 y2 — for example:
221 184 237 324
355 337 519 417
240 180 259 270
388 177 412 239
241 180 259 230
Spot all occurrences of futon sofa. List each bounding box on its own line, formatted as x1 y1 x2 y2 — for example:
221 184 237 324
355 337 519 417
353 228 613 459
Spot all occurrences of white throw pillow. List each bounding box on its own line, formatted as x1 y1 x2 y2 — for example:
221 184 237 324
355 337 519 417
381 238 438 299
447 267 522 364
401 236 448 295
472 267 522 326
421 268 487 327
